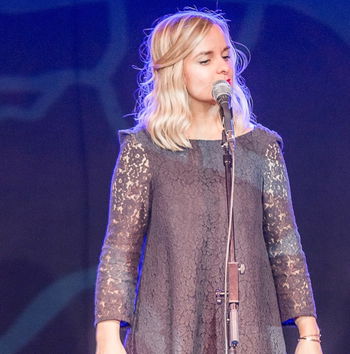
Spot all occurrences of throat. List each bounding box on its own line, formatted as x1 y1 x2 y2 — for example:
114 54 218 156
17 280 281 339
186 118 223 140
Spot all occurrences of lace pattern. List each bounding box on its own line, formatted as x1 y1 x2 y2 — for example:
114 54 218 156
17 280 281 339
95 134 151 325
262 141 316 323
94 125 317 353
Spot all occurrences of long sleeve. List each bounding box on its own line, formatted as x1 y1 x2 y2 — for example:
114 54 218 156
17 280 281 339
94 132 152 326
262 141 316 324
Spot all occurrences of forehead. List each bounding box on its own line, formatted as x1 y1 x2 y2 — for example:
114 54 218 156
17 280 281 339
191 24 229 54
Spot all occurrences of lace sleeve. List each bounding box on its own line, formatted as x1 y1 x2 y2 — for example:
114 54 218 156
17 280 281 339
262 141 316 324
94 133 151 326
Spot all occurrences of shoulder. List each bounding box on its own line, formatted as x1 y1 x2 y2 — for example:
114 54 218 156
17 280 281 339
114 126 152 172
252 123 283 150
117 124 152 150
240 123 284 155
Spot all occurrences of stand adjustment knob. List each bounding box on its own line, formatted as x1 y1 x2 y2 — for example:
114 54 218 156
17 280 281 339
239 263 245 274
215 289 226 304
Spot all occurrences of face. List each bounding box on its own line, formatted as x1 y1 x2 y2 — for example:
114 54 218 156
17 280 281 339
183 24 234 108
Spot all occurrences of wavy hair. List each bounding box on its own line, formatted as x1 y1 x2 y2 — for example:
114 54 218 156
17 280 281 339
134 9 255 151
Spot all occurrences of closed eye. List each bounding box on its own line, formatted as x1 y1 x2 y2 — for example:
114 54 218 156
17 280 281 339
199 59 210 65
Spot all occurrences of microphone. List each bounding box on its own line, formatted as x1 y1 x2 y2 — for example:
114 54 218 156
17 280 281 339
212 80 235 151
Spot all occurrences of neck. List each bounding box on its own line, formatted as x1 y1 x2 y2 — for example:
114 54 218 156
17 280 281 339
186 101 223 140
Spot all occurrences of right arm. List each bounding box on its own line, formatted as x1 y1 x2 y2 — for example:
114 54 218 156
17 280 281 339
95 133 152 352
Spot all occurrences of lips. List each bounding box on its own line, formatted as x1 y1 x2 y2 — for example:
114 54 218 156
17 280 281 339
226 78 232 85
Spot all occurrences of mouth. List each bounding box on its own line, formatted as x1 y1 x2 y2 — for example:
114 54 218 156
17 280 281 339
226 78 232 85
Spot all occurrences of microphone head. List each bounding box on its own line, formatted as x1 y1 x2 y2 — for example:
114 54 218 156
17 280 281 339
212 80 232 104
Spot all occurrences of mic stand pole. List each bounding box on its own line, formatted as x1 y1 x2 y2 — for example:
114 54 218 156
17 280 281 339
216 114 245 353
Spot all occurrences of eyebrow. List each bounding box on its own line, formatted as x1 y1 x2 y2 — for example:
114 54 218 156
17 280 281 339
194 46 230 58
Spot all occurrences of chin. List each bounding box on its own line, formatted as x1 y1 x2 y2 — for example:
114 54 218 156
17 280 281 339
201 98 217 106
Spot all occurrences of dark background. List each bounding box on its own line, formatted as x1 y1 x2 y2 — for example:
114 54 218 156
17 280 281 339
0 1 349 353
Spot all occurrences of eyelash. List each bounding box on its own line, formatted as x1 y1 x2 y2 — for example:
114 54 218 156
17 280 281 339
199 56 231 65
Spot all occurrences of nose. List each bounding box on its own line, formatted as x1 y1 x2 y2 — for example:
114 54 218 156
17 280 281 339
216 58 231 76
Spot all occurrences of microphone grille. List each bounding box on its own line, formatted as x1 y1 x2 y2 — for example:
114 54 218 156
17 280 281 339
212 80 232 101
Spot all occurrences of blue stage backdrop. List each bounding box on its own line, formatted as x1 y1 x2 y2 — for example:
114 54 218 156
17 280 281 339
0 1 349 353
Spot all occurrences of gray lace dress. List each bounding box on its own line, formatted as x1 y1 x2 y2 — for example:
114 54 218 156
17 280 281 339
95 123 316 354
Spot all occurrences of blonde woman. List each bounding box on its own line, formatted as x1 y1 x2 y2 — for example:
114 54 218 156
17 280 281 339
95 9 322 354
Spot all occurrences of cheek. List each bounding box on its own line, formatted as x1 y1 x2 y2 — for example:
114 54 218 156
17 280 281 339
186 77 210 99
186 69 212 96
184 64 199 85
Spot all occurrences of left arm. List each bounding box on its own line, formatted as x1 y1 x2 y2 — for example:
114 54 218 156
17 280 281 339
294 316 322 354
262 141 322 353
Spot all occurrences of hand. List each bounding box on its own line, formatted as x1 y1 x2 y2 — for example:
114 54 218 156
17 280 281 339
96 338 126 354
295 339 322 354
96 320 126 354
294 316 322 354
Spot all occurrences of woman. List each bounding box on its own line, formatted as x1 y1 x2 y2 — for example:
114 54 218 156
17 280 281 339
95 9 322 354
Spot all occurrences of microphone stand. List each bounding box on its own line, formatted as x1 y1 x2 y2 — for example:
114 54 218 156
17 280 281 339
216 107 245 353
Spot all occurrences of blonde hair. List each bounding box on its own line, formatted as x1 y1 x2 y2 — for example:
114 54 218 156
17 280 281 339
134 9 255 151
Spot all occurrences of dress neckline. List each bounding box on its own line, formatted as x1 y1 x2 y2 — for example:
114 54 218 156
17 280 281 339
189 124 257 142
